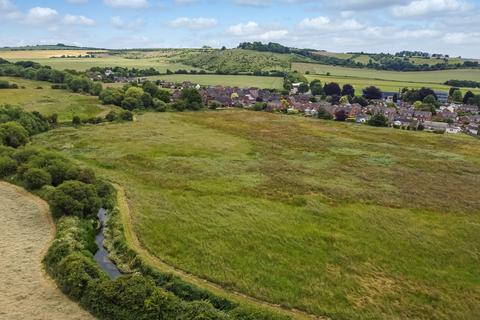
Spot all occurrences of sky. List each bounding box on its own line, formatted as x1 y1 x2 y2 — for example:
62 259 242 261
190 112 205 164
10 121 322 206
1 0 480 57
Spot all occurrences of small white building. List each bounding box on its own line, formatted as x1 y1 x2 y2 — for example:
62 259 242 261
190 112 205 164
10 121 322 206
445 125 462 134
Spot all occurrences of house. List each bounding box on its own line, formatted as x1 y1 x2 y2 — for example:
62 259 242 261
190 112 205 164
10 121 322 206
423 121 448 133
467 124 478 135
356 114 369 123
445 125 462 134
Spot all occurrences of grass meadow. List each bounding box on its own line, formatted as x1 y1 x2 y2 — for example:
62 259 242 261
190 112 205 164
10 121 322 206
0 49 106 59
146 74 284 89
305 74 480 94
33 110 480 320
5 57 196 72
293 62 480 84
0 76 113 122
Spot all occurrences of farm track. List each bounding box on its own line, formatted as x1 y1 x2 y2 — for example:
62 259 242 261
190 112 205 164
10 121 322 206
0 182 95 320
115 184 329 320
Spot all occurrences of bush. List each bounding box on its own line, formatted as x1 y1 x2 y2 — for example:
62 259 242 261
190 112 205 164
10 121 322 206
367 113 389 127
72 116 81 126
0 121 29 148
105 111 119 122
49 180 101 219
24 167 52 189
120 110 134 121
152 98 167 112
209 101 221 110
0 156 17 177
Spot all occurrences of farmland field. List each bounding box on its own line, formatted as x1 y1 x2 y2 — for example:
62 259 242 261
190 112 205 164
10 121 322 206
305 74 480 94
0 76 113 122
0 182 95 320
33 110 480 320
293 62 480 83
0 49 106 59
3 56 196 73
146 74 284 89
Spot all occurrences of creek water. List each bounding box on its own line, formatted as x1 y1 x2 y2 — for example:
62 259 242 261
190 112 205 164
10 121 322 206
94 208 122 279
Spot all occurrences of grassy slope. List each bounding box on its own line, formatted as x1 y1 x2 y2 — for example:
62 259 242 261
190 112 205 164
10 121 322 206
33 110 480 320
305 74 480 94
146 74 284 89
0 182 95 320
293 62 480 83
0 76 112 122
4 57 196 72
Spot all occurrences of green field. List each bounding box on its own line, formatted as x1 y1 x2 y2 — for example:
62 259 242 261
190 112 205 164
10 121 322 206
0 76 112 122
4 56 196 72
33 110 480 320
146 74 284 89
305 74 480 94
294 62 480 83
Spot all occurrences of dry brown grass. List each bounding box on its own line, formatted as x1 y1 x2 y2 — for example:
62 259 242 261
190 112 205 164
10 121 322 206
0 50 105 59
0 182 95 320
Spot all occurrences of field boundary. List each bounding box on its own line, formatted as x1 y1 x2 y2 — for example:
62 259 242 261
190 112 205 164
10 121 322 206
114 183 328 320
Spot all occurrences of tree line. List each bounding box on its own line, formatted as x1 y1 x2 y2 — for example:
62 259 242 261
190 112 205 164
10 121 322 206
237 42 479 72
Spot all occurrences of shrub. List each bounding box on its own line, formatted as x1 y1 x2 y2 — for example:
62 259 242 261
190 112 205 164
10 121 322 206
209 101 221 110
49 180 101 219
152 98 167 112
72 116 81 126
0 121 29 148
24 167 52 189
120 111 134 121
56 253 105 300
367 113 389 127
0 156 17 177
105 111 119 122
45 159 72 186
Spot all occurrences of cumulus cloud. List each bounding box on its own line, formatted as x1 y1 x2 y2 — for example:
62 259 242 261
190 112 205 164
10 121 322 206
299 16 364 31
111 16 144 30
227 21 288 40
392 0 471 17
62 14 95 26
169 17 217 30
25 7 59 25
103 0 149 9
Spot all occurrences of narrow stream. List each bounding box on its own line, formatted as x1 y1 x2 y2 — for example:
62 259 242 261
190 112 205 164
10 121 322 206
94 208 122 279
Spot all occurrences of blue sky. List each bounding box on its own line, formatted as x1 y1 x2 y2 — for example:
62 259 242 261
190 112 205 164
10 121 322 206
1 0 480 57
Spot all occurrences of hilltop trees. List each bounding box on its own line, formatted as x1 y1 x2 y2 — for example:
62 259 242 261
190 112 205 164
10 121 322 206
341 84 355 97
324 82 341 96
362 86 382 100
310 80 323 96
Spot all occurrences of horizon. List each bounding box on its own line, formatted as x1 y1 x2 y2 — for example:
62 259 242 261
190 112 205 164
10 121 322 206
0 0 479 58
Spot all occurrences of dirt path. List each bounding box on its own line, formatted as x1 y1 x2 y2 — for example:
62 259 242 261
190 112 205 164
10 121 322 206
0 182 95 320
116 184 328 320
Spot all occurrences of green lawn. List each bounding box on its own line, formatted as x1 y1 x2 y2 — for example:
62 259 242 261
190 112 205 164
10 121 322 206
0 77 112 122
294 62 480 84
146 74 284 89
32 110 480 320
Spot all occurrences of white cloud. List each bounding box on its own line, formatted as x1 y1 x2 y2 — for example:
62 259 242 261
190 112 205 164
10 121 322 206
392 0 471 17
299 16 364 31
103 0 149 9
227 21 260 36
25 7 58 25
62 14 95 26
111 16 144 30
227 21 288 40
169 17 217 30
